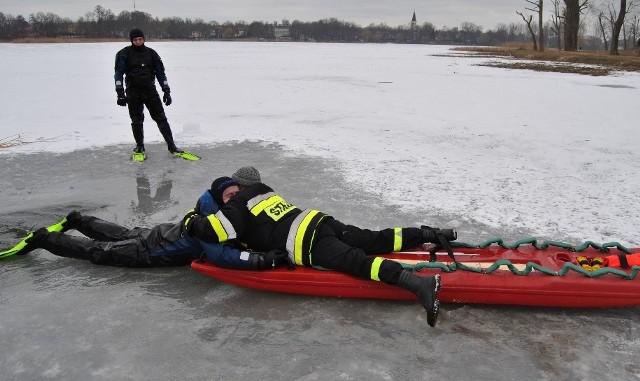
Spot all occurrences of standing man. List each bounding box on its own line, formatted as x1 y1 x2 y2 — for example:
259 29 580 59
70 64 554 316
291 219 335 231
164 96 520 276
114 28 183 160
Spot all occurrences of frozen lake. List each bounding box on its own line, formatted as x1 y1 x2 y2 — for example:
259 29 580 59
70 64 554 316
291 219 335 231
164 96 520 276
0 41 639 380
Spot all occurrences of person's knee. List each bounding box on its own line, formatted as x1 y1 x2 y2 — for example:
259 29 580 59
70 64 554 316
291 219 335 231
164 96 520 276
151 113 168 124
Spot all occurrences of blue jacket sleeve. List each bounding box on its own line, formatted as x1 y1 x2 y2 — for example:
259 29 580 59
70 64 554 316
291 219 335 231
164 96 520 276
114 49 126 89
152 49 169 89
195 190 219 216
200 241 252 269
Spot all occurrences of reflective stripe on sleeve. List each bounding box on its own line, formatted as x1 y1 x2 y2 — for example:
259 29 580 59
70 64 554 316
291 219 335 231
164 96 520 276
206 211 237 242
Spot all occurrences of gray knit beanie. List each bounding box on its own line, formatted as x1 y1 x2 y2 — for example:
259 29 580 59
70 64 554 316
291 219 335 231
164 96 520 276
232 166 261 186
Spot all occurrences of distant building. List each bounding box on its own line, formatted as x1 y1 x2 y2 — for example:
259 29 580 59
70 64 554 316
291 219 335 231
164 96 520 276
274 22 291 40
411 11 418 42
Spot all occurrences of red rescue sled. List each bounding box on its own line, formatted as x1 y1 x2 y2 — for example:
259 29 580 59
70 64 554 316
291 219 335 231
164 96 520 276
191 244 640 308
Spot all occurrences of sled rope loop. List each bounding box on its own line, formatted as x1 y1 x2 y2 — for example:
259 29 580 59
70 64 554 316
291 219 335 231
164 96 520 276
451 237 633 254
405 237 640 280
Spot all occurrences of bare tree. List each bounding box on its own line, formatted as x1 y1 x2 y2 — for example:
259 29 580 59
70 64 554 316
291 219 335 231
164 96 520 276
517 11 539 49
610 0 627 54
564 0 589 50
598 11 610 49
595 0 635 54
550 0 564 48
523 0 545 51
460 21 483 43
629 14 640 47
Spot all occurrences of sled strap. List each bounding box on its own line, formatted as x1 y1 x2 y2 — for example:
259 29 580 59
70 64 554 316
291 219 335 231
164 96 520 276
618 254 630 269
430 231 457 264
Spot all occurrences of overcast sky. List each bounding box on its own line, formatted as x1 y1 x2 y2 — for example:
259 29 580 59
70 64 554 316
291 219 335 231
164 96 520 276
2 0 523 30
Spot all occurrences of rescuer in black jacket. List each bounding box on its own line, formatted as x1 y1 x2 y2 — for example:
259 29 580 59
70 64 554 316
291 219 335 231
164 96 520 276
182 166 458 327
114 28 182 155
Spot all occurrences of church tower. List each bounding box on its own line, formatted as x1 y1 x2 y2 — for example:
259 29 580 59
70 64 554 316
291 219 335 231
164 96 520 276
411 11 418 42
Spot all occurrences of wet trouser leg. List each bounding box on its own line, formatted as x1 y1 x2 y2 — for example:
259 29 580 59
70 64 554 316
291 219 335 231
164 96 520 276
144 91 176 150
127 91 145 146
41 232 149 267
323 218 424 254
310 224 404 284
75 215 148 242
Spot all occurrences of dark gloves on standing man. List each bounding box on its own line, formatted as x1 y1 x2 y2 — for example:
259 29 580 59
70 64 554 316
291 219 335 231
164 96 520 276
116 87 126 106
162 86 172 106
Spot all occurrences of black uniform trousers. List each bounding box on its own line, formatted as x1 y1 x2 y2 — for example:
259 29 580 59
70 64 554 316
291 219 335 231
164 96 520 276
311 218 425 284
126 86 175 148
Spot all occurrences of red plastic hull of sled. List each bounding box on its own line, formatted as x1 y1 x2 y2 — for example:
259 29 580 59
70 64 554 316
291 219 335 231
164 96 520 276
191 245 640 308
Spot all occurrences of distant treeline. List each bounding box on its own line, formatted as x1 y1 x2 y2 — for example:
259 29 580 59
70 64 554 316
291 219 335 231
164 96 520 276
0 5 599 48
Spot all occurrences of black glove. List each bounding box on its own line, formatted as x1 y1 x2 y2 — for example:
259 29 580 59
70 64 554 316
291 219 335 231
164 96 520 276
181 210 198 236
249 249 291 270
421 226 457 243
116 88 126 106
263 249 290 269
162 88 172 106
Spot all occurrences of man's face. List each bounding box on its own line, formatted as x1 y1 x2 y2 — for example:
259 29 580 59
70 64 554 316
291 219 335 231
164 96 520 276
132 37 144 46
222 186 240 204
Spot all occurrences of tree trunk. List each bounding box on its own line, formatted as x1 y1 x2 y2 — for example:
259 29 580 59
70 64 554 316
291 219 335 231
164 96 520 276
538 0 545 52
599 13 609 51
563 0 580 51
610 0 627 55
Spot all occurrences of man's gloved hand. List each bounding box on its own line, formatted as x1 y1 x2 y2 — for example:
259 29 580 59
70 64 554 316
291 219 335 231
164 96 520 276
262 249 290 269
249 249 291 270
421 226 457 243
181 210 198 236
116 88 126 106
162 87 172 106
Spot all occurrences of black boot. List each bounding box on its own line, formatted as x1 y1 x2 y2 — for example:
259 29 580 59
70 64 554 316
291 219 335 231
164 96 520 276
168 145 183 154
397 270 441 327
15 228 50 255
421 226 457 243
60 211 83 233
158 123 182 153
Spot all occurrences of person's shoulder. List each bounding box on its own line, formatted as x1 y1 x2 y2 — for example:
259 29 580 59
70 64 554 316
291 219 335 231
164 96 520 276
146 46 161 55
116 45 131 55
237 183 275 200
197 190 220 215
256 183 275 193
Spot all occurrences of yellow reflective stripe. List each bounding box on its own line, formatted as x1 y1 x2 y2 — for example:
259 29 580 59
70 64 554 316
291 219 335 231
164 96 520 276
206 214 228 242
246 192 276 210
286 211 308 263
206 211 237 242
393 227 403 251
370 257 384 281
294 210 320 265
286 209 320 265
216 211 237 239
250 195 285 216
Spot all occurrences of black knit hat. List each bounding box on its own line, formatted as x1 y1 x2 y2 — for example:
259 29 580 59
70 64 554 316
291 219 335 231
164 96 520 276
210 176 238 206
232 166 261 187
129 28 145 42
